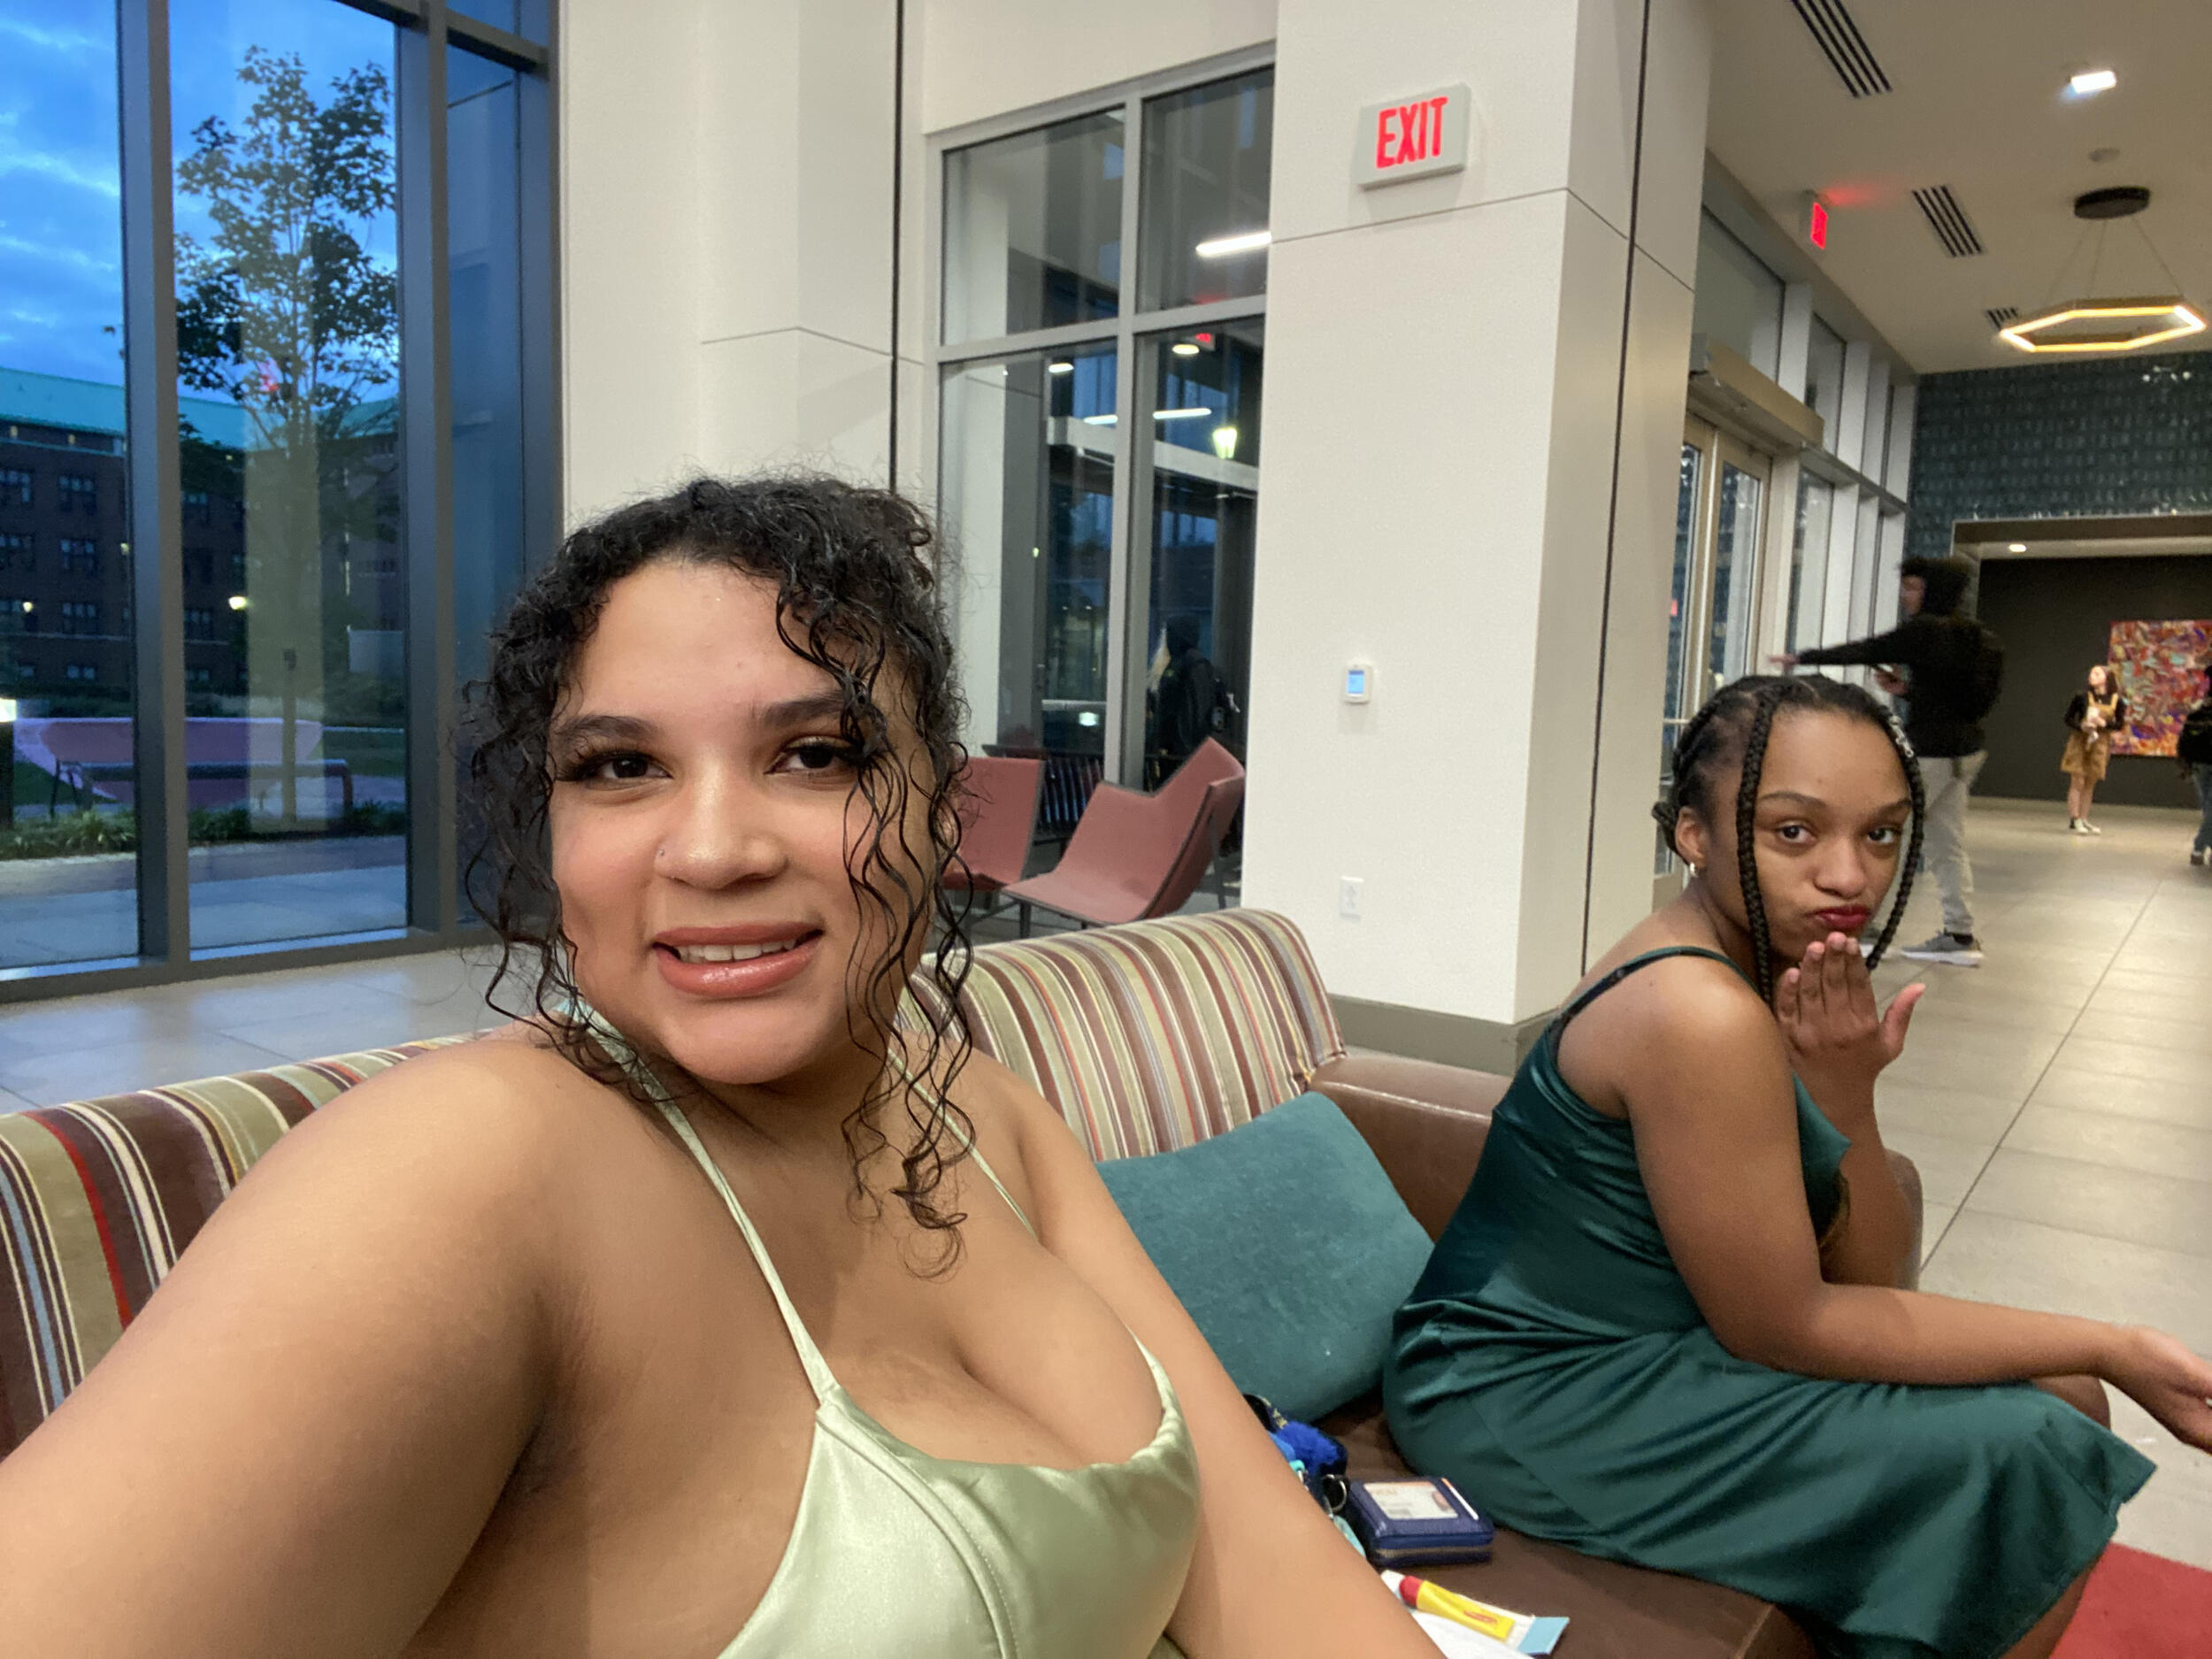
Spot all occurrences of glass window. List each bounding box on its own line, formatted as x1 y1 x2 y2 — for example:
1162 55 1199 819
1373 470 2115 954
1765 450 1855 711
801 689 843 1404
1692 212 1784 380
448 47 529 694
172 0 408 952
0 0 138 970
1706 464 1763 690
1863 374 1893 486
1135 319 1261 795
449 0 547 42
1786 473 1834 655
940 342 1118 784
1138 69 1272 313
943 111 1126 345
1805 317 1845 449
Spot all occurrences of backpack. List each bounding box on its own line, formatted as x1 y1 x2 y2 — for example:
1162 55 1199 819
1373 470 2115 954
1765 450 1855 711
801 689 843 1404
1959 623 2006 722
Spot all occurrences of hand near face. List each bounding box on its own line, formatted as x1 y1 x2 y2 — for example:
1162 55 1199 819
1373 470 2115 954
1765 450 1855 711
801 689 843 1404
1872 667 1908 698
1774 933 1923 1110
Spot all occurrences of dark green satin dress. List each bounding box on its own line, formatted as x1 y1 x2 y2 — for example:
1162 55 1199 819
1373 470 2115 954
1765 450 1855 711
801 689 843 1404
1384 948 2153 1659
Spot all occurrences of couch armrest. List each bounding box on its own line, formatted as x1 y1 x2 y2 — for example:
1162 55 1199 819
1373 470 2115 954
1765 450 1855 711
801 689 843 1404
1307 1054 1509 1241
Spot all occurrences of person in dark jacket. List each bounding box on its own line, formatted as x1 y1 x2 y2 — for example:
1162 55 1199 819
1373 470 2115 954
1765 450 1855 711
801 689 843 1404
2179 659 2212 868
1775 555 1995 967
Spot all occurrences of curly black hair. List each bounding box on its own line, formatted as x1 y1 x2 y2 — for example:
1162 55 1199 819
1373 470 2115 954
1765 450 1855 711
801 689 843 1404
465 473 979 1238
1654 673 1926 1005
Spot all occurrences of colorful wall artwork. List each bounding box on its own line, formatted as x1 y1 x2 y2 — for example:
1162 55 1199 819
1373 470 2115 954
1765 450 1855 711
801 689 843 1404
2108 619 2212 757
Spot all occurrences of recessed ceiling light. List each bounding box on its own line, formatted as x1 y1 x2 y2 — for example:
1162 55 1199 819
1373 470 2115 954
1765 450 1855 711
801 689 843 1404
2069 68 2117 96
2008 542 2027 552
1170 342 1201 357
1153 408 1212 420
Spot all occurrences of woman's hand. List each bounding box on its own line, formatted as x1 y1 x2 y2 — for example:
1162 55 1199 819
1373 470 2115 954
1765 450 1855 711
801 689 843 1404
1774 933 1924 1112
2105 1327 2212 1452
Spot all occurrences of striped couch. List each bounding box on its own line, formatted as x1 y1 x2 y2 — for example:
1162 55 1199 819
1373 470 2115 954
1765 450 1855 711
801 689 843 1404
0 908 1344 1455
0 908 1903 1657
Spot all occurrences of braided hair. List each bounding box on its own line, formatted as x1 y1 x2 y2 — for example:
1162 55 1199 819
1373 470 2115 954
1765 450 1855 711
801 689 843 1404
1653 674 1927 1005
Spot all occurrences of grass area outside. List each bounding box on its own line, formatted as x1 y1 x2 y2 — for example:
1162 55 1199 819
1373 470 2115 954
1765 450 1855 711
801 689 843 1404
319 724 408 778
0 801 407 862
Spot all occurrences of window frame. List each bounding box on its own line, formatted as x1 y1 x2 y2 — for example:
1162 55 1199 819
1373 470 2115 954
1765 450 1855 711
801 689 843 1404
926 43 1272 784
2 0 560 1003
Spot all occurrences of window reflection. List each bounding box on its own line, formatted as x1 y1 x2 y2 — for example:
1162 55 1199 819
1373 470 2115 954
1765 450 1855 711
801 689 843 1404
942 112 1125 345
0 0 139 968
941 344 1118 834
172 0 408 951
1139 320 1261 788
1140 70 1272 313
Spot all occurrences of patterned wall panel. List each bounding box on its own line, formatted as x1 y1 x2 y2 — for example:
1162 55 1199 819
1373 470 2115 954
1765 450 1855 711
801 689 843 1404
1908 350 2212 561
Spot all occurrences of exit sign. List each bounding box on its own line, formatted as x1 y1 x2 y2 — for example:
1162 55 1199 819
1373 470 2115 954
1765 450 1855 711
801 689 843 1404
1801 191 1830 252
1356 83 1471 188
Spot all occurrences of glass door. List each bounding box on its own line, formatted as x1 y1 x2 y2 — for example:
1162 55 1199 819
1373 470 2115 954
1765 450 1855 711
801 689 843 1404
1658 419 1772 888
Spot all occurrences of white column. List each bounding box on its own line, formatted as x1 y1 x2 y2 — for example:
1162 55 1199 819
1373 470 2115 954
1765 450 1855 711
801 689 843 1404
695 0 898 483
1242 0 1712 1040
560 0 901 522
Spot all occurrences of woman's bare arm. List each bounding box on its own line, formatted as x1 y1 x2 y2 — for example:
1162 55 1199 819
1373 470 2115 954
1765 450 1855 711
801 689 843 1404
1598 965 2212 1450
0 1046 569 1658
1001 1075 1436 1659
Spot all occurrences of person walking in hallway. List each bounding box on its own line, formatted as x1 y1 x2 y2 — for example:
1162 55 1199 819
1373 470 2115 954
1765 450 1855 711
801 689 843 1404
2061 664 2128 834
2179 660 2212 868
1776 555 2002 967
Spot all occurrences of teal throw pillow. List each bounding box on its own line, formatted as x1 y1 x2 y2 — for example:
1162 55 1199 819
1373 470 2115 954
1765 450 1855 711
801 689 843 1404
1096 1092 1433 1422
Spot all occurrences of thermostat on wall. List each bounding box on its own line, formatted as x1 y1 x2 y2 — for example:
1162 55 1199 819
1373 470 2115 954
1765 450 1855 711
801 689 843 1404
1344 661 1374 703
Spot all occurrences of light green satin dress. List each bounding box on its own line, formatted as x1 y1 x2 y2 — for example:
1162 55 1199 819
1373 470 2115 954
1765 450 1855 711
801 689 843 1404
583 1007 1201 1658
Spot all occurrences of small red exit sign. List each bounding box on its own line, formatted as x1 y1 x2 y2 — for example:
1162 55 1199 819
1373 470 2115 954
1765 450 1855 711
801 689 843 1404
1801 192 1830 252
1356 83 1471 188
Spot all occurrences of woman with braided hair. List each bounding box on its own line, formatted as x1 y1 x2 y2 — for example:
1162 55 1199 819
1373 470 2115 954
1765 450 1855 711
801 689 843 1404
1386 673 2211 1659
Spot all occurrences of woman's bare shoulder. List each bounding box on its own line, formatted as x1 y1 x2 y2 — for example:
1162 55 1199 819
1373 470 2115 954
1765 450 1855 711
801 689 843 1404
1560 936 1786 1108
245 1024 649 1222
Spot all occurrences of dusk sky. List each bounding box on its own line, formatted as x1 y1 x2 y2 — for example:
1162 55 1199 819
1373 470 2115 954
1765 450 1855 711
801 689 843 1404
0 0 398 390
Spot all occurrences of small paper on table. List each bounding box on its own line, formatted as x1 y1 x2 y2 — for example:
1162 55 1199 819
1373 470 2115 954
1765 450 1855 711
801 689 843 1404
1414 1611 1523 1657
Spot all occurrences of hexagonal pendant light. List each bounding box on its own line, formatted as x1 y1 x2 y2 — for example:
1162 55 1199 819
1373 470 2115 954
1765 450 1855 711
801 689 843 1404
1997 188 2205 355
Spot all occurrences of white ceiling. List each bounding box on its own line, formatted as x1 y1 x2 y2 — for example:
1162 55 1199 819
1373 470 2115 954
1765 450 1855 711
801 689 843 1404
1704 0 2212 374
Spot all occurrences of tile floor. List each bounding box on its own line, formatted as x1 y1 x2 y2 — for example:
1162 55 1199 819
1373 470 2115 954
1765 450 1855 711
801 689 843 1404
1869 798 2212 1569
2 797 2208 1561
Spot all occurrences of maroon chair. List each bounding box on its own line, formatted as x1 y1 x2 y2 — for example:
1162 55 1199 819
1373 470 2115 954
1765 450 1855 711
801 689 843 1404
944 755 1043 900
1003 743 1247 936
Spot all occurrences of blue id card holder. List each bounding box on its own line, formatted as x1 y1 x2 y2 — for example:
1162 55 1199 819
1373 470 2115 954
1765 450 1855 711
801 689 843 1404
1342 1476 1495 1567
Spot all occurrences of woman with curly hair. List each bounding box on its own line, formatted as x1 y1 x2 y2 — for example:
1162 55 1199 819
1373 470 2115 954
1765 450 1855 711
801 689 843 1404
0 476 1436 1658
1386 674 2211 1659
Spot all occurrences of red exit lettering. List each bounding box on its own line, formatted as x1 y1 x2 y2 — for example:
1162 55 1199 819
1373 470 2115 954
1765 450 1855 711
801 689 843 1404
1374 95 1451 171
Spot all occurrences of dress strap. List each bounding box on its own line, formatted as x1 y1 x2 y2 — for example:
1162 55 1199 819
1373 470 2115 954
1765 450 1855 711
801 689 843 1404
565 1001 839 1403
1550 946 1750 1046
884 1049 1037 1240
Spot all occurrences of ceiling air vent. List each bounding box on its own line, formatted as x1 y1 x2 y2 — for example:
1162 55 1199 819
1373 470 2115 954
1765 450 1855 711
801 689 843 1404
1913 185 1985 257
1985 306 2019 328
1789 0 1893 97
